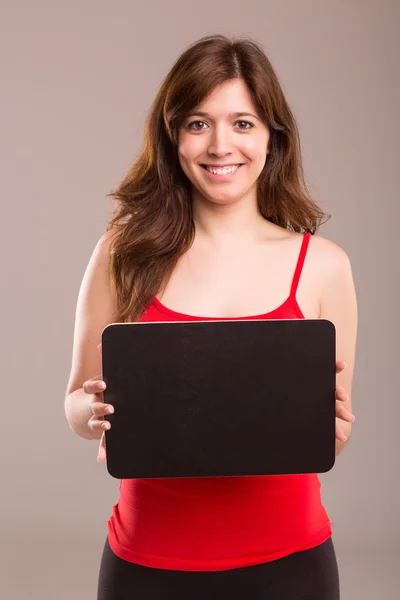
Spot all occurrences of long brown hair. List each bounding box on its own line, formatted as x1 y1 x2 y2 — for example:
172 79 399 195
105 34 330 322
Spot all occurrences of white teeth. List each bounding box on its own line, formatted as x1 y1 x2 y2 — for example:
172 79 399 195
205 165 240 175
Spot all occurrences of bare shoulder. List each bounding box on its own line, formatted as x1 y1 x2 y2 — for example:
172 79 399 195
308 233 356 308
283 230 353 293
280 228 349 262
96 225 120 258
307 233 352 273
307 232 357 325
270 230 355 323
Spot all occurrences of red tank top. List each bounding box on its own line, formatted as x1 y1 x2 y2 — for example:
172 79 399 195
107 232 332 571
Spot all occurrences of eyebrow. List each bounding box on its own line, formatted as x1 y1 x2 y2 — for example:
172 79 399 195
185 111 261 122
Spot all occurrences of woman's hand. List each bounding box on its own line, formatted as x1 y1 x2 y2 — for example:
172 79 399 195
335 359 355 441
82 343 113 462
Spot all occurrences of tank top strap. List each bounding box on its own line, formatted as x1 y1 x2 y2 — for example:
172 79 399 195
289 232 311 299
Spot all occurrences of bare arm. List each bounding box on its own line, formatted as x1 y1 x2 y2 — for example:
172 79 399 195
64 228 118 440
316 237 358 457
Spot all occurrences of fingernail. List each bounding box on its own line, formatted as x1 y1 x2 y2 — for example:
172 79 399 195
342 435 348 441
98 382 106 390
344 362 347 369
106 406 114 413
352 415 355 422
101 422 110 430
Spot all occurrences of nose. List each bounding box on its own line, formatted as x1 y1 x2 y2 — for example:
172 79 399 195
207 124 234 158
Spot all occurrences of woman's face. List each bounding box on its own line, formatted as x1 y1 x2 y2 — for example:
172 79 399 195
178 78 270 207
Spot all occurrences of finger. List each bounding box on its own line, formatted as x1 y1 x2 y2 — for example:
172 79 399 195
335 419 348 441
89 401 114 417
335 386 348 402
336 427 348 442
336 405 355 422
98 343 102 355
88 418 111 433
83 378 106 395
336 360 346 374
97 433 106 462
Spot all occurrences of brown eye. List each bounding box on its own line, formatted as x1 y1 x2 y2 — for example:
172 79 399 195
236 120 254 130
186 119 254 131
187 120 207 131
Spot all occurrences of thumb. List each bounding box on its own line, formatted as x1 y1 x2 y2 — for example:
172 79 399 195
97 433 106 462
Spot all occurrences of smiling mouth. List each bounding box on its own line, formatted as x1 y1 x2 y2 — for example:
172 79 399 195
200 164 244 174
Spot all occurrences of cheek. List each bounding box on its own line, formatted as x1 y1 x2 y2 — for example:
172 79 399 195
242 136 268 161
177 144 198 181
178 136 203 164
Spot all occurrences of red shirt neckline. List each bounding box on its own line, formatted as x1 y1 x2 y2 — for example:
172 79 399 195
151 295 305 321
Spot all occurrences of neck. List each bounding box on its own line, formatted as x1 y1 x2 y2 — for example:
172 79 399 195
191 189 276 246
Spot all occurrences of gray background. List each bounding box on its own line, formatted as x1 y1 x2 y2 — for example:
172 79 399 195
1 1 399 598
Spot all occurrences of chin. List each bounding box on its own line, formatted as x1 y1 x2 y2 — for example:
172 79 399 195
203 191 245 205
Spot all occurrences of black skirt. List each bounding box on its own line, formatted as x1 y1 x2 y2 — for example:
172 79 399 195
97 535 340 600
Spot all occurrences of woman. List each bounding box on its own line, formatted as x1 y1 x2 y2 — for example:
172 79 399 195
64 34 357 599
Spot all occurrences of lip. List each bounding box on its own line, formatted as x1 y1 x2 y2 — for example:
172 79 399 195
200 164 244 180
201 164 243 167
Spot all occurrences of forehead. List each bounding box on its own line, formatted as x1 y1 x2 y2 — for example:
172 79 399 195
193 79 258 116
